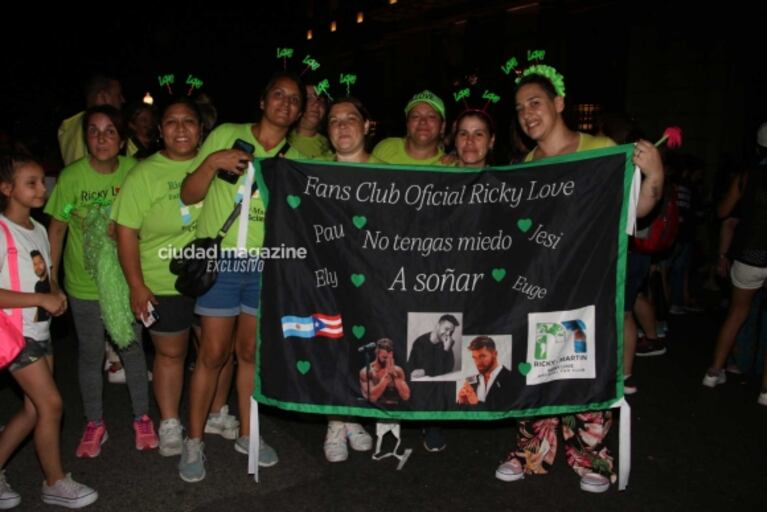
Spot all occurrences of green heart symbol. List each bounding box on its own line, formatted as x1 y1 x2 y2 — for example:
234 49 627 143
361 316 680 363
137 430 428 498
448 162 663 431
352 325 366 339
286 195 302 209
517 218 533 233
352 215 367 229
492 268 507 282
297 360 311 375
518 362 532 376
351 274 366 287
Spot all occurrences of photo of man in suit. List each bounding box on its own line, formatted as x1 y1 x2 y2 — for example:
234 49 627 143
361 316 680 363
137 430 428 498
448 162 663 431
457 336 512 409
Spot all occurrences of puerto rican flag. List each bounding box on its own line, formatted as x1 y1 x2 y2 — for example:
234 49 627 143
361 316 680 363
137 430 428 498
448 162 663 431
281 314 343 339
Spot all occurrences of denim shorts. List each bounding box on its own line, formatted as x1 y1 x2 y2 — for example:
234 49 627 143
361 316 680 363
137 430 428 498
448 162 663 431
194 257 262 317
624 251 651 312
9 337 53 373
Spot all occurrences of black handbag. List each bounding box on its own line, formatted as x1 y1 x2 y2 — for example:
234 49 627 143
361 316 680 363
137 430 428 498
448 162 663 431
170 144 289 297
170 204 242 298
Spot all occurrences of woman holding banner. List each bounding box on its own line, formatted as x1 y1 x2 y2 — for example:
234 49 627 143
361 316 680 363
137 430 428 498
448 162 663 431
453 109 496 168
493 64 663 492
320 97 377 462
178 71 307 482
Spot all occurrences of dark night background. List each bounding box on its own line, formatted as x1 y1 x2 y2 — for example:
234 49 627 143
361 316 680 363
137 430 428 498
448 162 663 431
2 1 766 184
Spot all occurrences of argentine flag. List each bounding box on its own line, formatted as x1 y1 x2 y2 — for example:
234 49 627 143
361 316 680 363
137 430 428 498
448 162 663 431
281 316 315 338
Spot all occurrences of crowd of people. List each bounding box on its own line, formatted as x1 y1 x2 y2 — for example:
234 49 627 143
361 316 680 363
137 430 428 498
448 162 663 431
0 61 765 509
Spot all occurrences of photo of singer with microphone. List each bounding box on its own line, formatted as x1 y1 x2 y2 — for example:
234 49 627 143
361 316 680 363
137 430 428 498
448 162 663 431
358 338 410 406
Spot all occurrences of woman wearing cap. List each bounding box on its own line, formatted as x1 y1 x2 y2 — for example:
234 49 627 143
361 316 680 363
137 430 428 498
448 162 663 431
493 65 663 493
372 90 447 166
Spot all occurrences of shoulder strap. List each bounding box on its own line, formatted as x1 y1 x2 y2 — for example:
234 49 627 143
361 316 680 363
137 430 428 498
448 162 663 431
0 221 20 292
0 220 24 331
215 145 290 240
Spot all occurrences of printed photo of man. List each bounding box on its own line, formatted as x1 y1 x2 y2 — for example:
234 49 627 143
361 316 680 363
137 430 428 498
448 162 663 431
457 336 513 409
359 338 411 406
408 314 460 379
30 250 51 322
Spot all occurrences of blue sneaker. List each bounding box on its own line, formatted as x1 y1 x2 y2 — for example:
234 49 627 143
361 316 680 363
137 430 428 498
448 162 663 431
178 438 205 483
234 436 279 467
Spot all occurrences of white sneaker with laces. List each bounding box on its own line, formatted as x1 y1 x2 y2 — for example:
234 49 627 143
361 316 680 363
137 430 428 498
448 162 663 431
702 369 726 388
0 470 21 510
580 472 610 493
344 422 372 452
324 421 348 462
204 405 240 440
158 418 184 457
41 473 98 509
495 457 524 482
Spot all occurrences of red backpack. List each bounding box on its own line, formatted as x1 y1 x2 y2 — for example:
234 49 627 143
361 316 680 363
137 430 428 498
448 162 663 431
631 186 680 254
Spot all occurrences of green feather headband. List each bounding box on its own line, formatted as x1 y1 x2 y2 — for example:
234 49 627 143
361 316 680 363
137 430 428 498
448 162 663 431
516 64 566 98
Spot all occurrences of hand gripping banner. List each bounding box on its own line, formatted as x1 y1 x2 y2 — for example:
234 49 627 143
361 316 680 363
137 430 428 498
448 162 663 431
254 145 634 420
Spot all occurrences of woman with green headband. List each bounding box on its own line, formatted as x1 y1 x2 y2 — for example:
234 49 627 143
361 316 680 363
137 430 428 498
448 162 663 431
493 67 664 493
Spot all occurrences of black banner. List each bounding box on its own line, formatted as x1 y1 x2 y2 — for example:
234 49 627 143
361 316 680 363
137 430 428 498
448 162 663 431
255 146 633 419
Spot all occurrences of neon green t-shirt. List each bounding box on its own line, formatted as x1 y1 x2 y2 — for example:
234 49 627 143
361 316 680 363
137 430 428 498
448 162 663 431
371 137 445 166
524 133 615 162
288 130 331 159
44 156 137 299
57 111 86 166
190 123 306 250
111 152 203 296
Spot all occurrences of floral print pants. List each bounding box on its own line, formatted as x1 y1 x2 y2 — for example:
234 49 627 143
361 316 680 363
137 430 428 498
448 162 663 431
512 411 615 482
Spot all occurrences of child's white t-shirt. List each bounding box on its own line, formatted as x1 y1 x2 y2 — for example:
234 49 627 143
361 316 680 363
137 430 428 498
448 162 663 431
0 214 53 341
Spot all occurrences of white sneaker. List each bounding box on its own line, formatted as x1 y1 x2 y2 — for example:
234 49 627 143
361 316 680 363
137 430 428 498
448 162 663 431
495 458 524 482
344 422 372 452
324 421 348 462
158 418 184 457
758 390 767 407
204 405 239 440
702 369 726 388
41 473 98 509
580 472 610 493
0 470 21 510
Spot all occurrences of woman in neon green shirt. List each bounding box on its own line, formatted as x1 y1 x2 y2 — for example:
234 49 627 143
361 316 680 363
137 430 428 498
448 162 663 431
113 97 237 458
46 105 154 458
178 71 307 482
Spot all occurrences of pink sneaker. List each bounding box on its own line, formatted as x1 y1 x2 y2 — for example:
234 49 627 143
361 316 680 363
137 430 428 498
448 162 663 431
76 421 108 458
133 415 159 451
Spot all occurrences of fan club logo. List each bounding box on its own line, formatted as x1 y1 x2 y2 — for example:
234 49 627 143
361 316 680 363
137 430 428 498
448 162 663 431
525 305 596 385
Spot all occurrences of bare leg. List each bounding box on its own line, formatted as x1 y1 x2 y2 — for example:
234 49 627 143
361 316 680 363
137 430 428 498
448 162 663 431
710 286 759 371
211 352 235 413
187 316 236 439
623 312 636 377
0 356 65 486
234 314 257 437
152 332 189 420
634 294 658 338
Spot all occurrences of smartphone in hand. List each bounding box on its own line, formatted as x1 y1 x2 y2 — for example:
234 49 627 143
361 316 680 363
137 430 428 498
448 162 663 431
218 138 256 183
141 302 160 328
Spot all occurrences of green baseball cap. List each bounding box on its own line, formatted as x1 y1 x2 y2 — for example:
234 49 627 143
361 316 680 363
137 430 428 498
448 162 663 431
404 90 445 119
